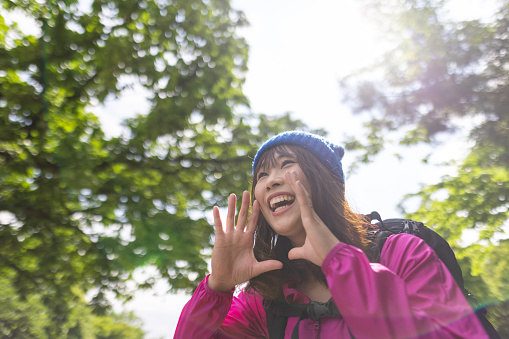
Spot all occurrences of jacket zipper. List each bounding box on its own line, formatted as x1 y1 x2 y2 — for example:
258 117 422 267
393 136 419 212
314 320 320 339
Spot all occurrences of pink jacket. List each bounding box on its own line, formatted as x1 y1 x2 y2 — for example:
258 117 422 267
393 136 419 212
174 234 488 338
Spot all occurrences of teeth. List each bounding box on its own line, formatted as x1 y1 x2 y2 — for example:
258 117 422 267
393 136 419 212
269 195 295 210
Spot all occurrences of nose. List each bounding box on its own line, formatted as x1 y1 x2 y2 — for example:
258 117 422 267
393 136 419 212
266 171 283 191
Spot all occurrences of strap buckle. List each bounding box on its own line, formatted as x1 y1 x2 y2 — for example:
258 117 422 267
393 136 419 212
306 300 338 320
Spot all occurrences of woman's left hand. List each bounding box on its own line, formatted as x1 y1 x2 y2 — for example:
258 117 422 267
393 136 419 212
286 171 340 266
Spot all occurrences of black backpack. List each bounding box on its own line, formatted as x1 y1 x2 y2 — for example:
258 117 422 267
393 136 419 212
263 212 500 339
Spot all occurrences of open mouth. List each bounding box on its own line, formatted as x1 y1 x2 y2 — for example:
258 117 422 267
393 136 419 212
269 195 296 213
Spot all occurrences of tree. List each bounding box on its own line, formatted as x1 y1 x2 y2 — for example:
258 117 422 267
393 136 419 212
0 268 146 339
341 0 509 333
91 311 145 339
0 269 50 338
0 0 312 336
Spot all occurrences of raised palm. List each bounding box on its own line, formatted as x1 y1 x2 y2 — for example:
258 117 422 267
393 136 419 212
285 171 340 266
208 191 283 292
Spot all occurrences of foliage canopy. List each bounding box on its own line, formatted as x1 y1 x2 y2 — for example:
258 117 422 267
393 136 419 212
341 0 509 333
0 0 311 336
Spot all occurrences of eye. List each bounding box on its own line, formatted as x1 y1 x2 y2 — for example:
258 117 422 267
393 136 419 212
281 159 295 168
257 171 268 180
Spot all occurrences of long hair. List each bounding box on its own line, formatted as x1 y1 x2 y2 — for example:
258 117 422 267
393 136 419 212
247 144 372 299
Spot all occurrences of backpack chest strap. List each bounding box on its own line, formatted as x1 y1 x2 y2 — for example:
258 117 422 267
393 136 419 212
290 300 342 339
264 298 343 338
264 298 340 320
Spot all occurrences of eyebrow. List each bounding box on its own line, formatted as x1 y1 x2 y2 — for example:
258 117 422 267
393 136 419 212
254 146 297 177
259 153 294 171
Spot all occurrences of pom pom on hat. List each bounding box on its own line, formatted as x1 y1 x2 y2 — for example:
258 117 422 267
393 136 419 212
252 131 345 183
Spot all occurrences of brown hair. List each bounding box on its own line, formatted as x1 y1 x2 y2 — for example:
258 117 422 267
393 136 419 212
247 144 372 299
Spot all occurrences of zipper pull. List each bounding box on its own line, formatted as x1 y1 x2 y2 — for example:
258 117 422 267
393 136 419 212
314 320 320 338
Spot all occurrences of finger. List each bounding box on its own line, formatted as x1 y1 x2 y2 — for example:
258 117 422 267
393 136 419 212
289 246 322 266
213 206 224 235
295 182 319 230
226 193 236 232
288 246 305 261
252 259 283 277
286 171 313 216
236 191 250 230
246 200 260 234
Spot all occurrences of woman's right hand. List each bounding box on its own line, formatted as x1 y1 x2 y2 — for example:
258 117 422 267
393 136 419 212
207 191 283 292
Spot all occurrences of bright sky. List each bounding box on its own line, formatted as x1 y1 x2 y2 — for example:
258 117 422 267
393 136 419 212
96 0 498 337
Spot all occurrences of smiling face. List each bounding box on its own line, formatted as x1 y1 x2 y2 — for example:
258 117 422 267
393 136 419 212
250 143 372 298
253 146 311 246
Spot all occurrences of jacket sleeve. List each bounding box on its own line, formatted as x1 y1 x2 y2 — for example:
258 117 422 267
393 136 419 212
174 275 267 339
322 233 489 339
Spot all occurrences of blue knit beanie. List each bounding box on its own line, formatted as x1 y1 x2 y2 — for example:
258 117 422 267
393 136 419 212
252 131 345 184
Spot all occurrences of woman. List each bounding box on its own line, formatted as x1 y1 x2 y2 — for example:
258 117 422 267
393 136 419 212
174 131 488 338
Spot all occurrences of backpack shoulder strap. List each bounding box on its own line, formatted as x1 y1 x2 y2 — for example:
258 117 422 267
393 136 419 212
263 298 346 339
371 216 465 289
415 222 465 290
367 211 500 339
263 298 290 339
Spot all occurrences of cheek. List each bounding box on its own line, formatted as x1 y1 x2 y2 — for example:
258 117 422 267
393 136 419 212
295 168 312 192
253 182 264 203
254 182 272 218
301 177 312 194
